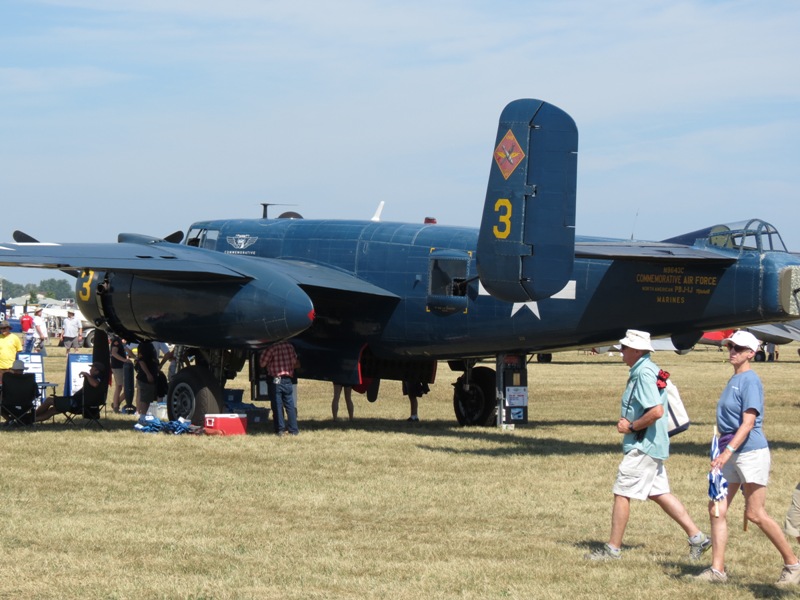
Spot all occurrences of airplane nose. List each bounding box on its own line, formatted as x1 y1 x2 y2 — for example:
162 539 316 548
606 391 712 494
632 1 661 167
283 284 315 337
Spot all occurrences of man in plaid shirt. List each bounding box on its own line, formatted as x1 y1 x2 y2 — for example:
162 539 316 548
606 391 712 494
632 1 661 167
260 340 299 436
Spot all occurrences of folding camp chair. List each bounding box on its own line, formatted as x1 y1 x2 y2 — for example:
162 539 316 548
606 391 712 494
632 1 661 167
63 381 109 428
1 371 38 427
64 328 111 428
82 380 109 428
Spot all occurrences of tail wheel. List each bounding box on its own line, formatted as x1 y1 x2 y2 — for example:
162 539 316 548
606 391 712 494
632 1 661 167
166 366 223 426
453 366 496 426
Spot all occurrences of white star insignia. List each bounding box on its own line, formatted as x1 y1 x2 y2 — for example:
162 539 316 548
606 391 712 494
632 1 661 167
511 301 540 318
478 280 575 320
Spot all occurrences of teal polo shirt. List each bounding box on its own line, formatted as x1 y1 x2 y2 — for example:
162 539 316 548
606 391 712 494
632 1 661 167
620 354 670 460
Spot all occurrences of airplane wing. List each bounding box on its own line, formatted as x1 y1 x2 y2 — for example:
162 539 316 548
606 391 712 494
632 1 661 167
0 240 250 279
0 239 400 300
575 241 736 264
265 259 399 299
0 235 400 351
699 330 732 346
593 336 688 354
701 320 800 347
745 321 800 345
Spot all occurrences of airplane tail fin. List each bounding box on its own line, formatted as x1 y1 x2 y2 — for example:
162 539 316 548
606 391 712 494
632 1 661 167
477 99 578 302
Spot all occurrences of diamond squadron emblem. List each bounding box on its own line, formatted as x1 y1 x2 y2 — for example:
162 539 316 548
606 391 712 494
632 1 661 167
494 129 525 180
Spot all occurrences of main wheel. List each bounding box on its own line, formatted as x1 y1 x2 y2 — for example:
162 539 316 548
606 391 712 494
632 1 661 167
83 330 95 348
453 366 496 426
167 366 223 425
536 353 553 363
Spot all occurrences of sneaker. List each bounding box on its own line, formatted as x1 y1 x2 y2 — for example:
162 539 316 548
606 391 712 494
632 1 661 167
776 564 800 586
584 543 621 561
407 415 419 422
690 567 727 583
688 533 712 560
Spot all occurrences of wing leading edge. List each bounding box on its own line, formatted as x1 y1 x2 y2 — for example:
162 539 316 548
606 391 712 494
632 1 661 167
0 239 399 300
0 241 251 279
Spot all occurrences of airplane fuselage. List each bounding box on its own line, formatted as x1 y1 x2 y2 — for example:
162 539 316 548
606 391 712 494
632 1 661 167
179 217 799 370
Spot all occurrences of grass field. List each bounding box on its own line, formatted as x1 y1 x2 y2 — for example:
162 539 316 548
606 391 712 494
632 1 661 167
2 343 800 599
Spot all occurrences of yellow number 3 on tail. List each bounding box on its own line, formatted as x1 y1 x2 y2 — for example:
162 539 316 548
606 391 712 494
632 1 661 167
493 198 512 239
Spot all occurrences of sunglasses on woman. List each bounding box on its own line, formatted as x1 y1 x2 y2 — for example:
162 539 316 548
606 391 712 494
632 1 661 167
726 344 751 353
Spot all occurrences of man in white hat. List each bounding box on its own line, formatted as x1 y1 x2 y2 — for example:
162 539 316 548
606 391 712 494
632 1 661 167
32 307 48 356
586 329 711 561
60 309 83 354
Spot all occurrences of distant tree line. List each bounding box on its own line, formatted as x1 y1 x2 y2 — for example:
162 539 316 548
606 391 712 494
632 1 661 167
0 277 74 302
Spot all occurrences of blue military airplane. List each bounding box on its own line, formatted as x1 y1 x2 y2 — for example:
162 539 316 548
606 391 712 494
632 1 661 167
1 99 799 426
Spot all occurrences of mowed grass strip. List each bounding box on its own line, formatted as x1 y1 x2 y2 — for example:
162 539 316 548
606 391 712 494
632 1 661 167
1 344 799 599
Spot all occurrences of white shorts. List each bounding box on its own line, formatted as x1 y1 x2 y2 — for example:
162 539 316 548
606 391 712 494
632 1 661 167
721 446 771 486
612 449 671 501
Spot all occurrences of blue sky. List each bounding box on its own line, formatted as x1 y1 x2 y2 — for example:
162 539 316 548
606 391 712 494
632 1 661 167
2 0 799 286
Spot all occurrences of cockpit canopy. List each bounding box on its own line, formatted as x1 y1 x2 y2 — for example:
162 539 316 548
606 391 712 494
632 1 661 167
185 226 218 249
663 219 787 253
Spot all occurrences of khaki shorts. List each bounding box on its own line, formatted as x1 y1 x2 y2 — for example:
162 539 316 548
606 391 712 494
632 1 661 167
721 447 771 486
63 336 81 349
612 449 671 501
785 484 800 538
112 368 124 386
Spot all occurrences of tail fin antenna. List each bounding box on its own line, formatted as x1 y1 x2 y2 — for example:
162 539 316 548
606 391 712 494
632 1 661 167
371 201 385 222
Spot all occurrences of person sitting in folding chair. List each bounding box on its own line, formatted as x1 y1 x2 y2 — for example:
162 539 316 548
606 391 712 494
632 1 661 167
35 363 105 422
1 359 40 426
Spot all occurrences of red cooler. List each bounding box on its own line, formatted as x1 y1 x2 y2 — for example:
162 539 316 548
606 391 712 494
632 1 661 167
204 413 247 435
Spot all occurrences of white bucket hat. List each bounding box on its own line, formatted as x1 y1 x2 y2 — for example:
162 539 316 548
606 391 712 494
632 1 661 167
619 329 655 353
721 330 760 352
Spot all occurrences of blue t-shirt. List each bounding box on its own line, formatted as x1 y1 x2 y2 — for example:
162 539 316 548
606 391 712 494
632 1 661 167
716 370 767 453
620 354 670 460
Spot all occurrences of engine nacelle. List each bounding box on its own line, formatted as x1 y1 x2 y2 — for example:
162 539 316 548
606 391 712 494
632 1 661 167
75 268 314 347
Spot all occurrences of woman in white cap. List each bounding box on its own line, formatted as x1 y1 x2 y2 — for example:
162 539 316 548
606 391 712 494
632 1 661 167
692 330 800 585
